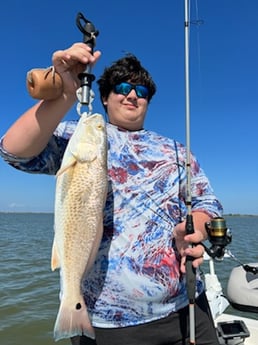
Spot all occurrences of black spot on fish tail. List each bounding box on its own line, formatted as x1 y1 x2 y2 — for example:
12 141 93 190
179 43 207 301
76 303 82 310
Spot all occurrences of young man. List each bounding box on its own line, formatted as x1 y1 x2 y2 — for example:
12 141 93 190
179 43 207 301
0 43 222 345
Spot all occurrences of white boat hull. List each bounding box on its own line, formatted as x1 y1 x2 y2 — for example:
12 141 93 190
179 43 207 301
204 255 258 345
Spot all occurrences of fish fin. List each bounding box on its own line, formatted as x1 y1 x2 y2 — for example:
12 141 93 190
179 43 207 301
56 158 77 177
72 143 97 162
53 295 95 341
51 239 60 271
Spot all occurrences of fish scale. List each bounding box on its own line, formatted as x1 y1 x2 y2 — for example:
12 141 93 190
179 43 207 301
51 113 107 341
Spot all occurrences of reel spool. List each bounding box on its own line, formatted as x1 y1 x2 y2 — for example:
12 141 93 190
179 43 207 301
204 217 232 259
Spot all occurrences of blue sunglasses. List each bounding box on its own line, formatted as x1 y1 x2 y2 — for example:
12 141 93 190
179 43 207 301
113 82 149 99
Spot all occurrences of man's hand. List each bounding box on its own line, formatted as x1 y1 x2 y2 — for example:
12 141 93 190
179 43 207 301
173 212 209 273
52 43 101 97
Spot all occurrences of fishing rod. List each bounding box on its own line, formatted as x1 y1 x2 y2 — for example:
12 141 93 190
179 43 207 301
184 2 232 343
184 1 196 344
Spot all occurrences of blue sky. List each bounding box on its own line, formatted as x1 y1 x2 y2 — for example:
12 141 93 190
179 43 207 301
0 0 257 215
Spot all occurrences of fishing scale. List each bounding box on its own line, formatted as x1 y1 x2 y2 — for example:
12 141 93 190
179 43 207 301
26 12 99 116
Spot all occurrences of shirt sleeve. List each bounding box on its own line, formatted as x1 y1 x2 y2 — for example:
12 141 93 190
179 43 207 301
0 120 77 175
189 155 223 217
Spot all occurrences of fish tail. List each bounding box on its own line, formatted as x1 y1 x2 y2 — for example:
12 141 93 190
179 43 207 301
53 296 95 341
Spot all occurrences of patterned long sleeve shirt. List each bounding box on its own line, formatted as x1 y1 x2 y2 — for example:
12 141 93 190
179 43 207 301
0 121 223 327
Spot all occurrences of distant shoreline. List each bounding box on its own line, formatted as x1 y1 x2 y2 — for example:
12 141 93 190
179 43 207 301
0 212 258 217
0 211 54 215
224 214 258 217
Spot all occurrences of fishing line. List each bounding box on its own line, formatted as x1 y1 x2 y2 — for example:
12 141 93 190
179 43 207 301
192 0 204 110
226 250 258 274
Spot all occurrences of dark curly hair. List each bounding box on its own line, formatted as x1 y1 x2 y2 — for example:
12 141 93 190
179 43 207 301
97 54 156 109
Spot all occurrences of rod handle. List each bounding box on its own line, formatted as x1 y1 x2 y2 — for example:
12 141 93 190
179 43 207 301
185 214 196 301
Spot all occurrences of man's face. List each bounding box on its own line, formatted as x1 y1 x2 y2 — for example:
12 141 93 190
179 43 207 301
104 85 149 131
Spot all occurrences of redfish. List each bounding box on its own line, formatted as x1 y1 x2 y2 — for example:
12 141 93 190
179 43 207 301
51 113 107 341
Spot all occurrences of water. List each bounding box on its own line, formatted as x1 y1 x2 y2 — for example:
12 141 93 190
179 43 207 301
0 213 257 345
0 213 65 345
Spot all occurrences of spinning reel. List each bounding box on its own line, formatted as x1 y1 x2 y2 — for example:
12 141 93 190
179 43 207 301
203 217 232 259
